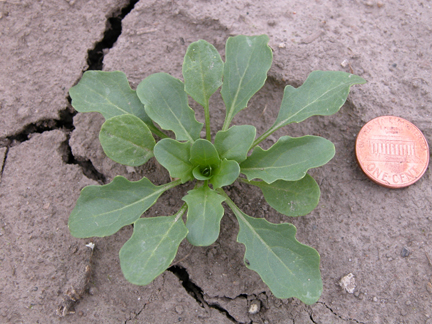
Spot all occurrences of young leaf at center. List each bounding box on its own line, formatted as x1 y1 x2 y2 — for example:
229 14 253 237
210 159 240 189
190 139 221 180
119 206 188 285
182 185 226 246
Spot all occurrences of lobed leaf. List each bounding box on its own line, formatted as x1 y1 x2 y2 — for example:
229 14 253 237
137 73 203 142
214 125 256 163
69 176 180 238
221 35 272 130
69 70 154 129
154 139 193 183
183 39 224 107
210 159 240 189
99 114 155 166
182 186 226 246
264 71 366 138
247 174 320 217
224 196 322 304
119 207 188 285
241 136 335 184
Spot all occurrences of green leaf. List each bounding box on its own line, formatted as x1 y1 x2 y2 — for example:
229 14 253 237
241 136 335 184
256 71 366 144
223 195 322 304
190 139 221 168
119 206 188 285
68 177 181 238
154 139 193 183
221 35 272 130
182 186 225 246
99 115 155 166
69 71 155 129
192 165 212 181
246 174 320 217
183 39 224 107
214 125 256 163
136 73 203 142
211 159 240 189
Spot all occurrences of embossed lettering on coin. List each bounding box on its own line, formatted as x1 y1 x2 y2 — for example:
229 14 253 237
355 116 429 188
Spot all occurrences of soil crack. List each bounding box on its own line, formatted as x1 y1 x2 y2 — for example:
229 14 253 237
86 0 139 70
309 312 318 324
317 301 365 323
60 131 107 183
168 265 238 323
2 107 75 146
0 146 9 182
0 105 105 183
124 303 146 324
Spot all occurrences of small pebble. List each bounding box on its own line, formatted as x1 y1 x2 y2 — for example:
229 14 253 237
89 287 98 295
339 273 356 294
341 59 349 67
405 300 411 306
248 300 261 314
373 296 378 302
426 282 432 294
267 19 277 26
78 311 84 316
401 247 410 258
175 305 184 315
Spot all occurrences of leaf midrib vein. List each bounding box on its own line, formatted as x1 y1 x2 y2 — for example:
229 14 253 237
150 80 194 142
235 210 295 276
274 81 351 130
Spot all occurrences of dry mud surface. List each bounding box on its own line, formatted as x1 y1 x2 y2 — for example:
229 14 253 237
1 0 432 323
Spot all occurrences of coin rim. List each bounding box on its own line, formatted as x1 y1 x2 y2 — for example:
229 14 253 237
355 115 430 189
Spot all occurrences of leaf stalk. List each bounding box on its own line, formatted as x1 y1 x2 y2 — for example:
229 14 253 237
204 100 211 141
150 126 169 139
252 126 277 148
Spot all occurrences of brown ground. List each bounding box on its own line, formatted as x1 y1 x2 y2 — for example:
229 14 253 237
1 0 431 323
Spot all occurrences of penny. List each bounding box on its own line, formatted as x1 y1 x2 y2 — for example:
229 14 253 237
355 116 429 188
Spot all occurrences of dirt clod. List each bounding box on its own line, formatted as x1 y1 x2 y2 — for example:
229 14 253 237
339 273 356 294
57 244 94 317
248 300 261 314
401 247 410 258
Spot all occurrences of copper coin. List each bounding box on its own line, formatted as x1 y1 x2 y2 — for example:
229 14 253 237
355 116 429 188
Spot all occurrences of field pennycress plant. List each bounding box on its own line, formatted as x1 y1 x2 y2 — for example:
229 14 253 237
68 35 365 304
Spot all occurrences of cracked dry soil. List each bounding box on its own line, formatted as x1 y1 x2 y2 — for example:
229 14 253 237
1 0 432 323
